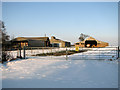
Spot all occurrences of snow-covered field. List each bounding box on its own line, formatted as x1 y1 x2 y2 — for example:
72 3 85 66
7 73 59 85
0 46 119 88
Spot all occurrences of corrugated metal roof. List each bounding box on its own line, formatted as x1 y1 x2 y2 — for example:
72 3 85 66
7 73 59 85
50 36 70 43
12 37 49 41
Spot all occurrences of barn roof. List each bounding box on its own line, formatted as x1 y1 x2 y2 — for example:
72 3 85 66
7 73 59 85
76 36 108 44
50 36 70 43
12 37 49 42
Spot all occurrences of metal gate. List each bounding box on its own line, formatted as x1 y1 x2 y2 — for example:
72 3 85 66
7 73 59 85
68 47 119 60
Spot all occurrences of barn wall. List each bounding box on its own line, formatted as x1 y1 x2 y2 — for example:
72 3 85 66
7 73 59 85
75 42 108 48
28 40 45 47
50 37 71 47
97 43 109 47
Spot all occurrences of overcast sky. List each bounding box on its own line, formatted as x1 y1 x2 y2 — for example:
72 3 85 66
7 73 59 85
2 2 118 45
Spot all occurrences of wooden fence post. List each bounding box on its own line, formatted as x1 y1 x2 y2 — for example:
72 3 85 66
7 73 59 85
118 46 119 59
17 49 19 57
99 47 100 60
42 47 44 54
19 43 22 59
66 46 68 60
23 46 26 59
51 47 52 54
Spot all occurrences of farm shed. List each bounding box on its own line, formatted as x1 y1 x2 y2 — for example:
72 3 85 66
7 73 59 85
50 36 71 47
11 37 50 48
75 37 109 48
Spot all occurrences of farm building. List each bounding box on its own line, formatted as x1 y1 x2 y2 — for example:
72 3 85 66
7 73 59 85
50 36 71 47
75 37 109 48
11 37 50 48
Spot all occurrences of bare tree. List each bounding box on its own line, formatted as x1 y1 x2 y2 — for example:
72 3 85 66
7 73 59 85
0 21 11 63
11 34 15 40
0 23 2 62
79 33 89 42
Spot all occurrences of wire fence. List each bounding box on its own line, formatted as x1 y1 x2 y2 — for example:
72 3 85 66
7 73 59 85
68 47 119 60
10 46 119 60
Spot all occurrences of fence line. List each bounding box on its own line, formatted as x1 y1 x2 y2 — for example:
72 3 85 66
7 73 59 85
7 46 120 60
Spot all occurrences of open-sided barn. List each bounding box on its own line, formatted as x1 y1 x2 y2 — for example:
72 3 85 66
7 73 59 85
75 37 109 48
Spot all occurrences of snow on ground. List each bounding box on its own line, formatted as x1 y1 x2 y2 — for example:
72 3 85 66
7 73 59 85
1 46 119 88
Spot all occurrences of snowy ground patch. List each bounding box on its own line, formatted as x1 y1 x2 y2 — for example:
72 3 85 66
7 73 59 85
1 46 119 88
1 56 118 88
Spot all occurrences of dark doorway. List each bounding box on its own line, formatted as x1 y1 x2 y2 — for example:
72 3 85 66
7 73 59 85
85 40 97 47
